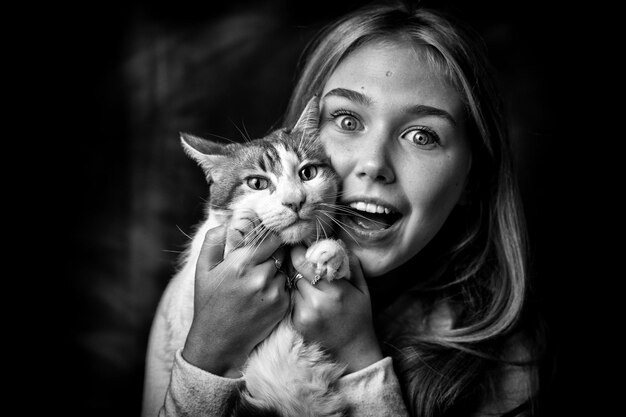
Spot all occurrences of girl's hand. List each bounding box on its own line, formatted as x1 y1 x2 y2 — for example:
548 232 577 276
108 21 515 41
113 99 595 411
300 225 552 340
290 245 383 374
182 225 290 378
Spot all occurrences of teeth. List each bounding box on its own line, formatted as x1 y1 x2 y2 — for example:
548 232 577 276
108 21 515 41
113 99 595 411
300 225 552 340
349 201 393 214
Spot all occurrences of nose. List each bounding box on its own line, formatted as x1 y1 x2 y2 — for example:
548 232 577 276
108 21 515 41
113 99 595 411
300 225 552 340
354 135 395 184
282 188 306 212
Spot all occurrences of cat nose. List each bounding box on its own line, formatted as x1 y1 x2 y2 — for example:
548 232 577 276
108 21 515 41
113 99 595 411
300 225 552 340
282 190 306 212
283 199 304 212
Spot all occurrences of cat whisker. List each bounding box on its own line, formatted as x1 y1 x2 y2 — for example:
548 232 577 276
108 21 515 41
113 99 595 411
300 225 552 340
317 203 390 226
318 211 361 248
241 119 254 143
176 225 194 241
208 225 273 291
314 215 333 240
329 190 349 198
312 219 324 244
315 219 321 243
161 249 185 254
248 227 272 251
239 218 264 242
244 228 276 268
230 118 254 143
204 132 239 144
205 203 235 211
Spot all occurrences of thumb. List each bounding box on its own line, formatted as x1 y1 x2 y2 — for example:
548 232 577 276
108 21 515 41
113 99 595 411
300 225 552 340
348 253 369 294
197 225 227 272
290 245 317 278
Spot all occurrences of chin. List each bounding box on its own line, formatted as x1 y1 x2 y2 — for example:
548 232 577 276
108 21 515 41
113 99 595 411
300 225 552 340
359 260 390 278
279 222 316 244
350 246 399 278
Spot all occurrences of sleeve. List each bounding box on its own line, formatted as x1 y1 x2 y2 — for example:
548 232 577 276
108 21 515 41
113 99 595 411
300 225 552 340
158 349 244 417
141 271 236 417
142 290 178 417
336 357 409 417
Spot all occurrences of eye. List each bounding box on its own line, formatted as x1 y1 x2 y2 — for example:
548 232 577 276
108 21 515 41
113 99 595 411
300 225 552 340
299 165 318 181
331 110 362 132
339 116 359 131
401 126 440 148
246 176 269 190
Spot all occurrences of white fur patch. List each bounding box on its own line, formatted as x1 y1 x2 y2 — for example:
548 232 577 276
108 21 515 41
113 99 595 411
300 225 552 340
242 322 347 417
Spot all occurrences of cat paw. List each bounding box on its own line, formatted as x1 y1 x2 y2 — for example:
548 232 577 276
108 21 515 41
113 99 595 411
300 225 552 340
226 208 261 253
305 239 350 281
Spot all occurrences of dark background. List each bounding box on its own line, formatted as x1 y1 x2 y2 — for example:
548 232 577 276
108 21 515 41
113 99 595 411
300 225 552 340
24 0 612 416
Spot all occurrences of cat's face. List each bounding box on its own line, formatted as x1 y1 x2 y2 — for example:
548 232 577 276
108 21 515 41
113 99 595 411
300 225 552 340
182 97 339 244
227 135 338 243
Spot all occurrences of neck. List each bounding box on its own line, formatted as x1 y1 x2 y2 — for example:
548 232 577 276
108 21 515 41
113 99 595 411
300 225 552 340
368 262 418 317
368 251 450 317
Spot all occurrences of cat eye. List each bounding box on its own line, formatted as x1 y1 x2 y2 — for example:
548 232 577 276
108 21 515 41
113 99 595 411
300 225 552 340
299 165 318 181
246 176 269 190
401 126 440 148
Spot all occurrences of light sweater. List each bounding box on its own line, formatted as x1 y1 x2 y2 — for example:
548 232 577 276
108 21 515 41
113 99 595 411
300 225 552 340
142 290 533 417
158 350 408 417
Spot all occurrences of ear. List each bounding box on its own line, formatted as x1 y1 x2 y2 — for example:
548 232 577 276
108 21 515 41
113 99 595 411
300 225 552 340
180 132 229 180
292 95 320 134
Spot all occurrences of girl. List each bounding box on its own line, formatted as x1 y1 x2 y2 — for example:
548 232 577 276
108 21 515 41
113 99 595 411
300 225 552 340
143 1 545 416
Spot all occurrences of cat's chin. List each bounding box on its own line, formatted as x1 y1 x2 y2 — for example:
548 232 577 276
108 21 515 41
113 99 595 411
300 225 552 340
278 222 316 244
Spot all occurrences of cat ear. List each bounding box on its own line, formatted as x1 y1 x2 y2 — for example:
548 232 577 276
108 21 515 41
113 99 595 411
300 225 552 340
180 132 229 180
292 95 320 134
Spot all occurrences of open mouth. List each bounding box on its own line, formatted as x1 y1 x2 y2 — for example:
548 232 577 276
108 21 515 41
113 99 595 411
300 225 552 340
344 201 402 231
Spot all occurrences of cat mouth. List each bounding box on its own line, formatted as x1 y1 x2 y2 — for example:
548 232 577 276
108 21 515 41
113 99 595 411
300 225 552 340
343 201 402 231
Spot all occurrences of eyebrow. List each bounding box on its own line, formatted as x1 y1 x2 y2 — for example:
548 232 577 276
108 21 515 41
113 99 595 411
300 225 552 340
404 104 457 126
323 87 457 126
323 88 373 106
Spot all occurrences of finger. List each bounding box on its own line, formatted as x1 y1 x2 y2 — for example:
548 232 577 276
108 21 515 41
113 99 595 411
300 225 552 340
260 249 288 281
225 216 257 252
272 270 289 295
197 225 227 271
290 245 326 296
290 245 318 278
270 247 287 272
293 271 319 295
234 230 283 265
347 253 369 294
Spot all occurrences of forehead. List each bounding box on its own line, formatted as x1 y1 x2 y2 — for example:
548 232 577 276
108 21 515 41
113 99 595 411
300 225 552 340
322 40 464 119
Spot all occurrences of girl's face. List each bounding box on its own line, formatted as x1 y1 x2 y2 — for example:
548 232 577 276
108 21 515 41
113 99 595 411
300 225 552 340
319 41 472 278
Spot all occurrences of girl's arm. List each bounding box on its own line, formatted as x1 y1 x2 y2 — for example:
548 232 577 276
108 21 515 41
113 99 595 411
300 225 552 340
142 225 290 416
336 357 409 416
290 246 410 416
158 349 243 417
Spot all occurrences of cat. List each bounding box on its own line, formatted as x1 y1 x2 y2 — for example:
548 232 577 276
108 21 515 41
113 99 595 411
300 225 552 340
166 96 351 417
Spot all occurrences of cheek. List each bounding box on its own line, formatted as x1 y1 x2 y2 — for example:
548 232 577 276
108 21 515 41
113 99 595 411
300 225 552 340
412 172 464 210
403 157 469 224
234 191 274 217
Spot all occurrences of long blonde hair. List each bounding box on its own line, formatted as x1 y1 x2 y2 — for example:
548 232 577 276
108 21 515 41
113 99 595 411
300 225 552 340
284 1 539 415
